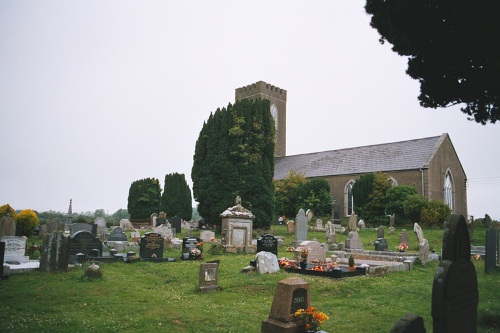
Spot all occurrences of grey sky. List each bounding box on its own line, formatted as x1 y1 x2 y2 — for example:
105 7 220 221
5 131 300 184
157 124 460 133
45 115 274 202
1 1 499 219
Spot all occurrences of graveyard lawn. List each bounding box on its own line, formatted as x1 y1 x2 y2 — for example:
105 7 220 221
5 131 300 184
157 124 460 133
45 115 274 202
0 225 498 332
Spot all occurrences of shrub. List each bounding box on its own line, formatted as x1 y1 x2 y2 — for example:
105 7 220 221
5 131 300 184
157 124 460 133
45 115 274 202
0 204 17 219
403 194 428 223
15 209 39 237
421 200 451 227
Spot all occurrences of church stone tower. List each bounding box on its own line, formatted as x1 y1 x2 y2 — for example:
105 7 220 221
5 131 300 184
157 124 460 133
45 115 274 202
235 81 287 157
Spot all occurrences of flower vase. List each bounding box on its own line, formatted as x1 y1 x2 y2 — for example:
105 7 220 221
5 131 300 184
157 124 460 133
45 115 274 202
300 261 307 270
348 266 356 272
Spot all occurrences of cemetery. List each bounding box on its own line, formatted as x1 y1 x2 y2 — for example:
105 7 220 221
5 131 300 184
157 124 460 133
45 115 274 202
0 210 499 332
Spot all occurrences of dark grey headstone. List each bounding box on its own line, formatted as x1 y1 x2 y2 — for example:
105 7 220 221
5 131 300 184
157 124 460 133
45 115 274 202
432 214 478 333
257 234 278 256
170 216 182 234
156 217 167 225
70 230 103 257
181 237 201 260
390 313 426 333
139 232 164 259
377 225 385 239
485 215 497 274
40 231 70 272
107 227 127 242
375 238 388 251
70 223 93 236
0 242 4 278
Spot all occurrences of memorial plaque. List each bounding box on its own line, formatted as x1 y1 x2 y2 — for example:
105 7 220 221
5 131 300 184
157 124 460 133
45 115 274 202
199 262 220 292
139 232 164 259
291 288 307 313
257 234 278 256
232 228 246 247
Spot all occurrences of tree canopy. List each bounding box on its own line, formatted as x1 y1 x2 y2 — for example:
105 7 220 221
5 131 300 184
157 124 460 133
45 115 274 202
365 1 500 124
353 172 392 223
192 98 275 229
274 170 307 218
160 173 193 221
127 178 161 220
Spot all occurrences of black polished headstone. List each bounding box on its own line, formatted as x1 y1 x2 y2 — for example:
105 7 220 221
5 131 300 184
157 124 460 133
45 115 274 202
0 242 5 279
257 234 278 256
70 231 103 257
181 237 201 260
171 216 182 234
107 227 127 242
139 232 164 259
484 214 497 274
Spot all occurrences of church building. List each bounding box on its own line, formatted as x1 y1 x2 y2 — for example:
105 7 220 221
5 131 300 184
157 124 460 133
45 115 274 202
235 81 468 220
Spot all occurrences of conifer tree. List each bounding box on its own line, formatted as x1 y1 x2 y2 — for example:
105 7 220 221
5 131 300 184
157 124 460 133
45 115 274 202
160 173 193 221
127 178 161 219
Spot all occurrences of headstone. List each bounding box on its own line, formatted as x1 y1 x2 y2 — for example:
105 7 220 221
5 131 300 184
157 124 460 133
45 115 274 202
467 216 475 241
295 240 325 264
107 227 128 242
70 223 92 236
139 232 164 259
325 221 336 243
418 239 430 265
348 213 357 231
315 219 323 230
400 229 410 246
414 223 425 245
375 238 388 251
306 209 313 222
119 219 134 231
257 234 278 257
432 215 478 333
94 217 106 228
181 237 202 260
390 213 396 228
377 225 385 239
170 216 182 234
256 251 280 274
293 209 308 247
1 236 29 263
199 262 220 292
388 227 395 235
287 220 295 234
220 196 256 253
200 230 216 242
0 242 5 278
484 214 497 274
261 277 310 333
39 231 70 272
390 313 426 333
357 219 365 230
69 231 103 257
0 212 16 237
345 231 363 250
156 216 167 226
96 226 107 242
153 224 175 243
150 213 158 227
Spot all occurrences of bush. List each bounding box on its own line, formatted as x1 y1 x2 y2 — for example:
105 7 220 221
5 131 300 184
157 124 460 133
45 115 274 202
15 209 39 237
0 204 17 219
421 200 451 227
403 194 428 223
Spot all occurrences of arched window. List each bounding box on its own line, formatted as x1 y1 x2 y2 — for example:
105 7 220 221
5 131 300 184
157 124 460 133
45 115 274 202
345 180 355 216
444 171 453 211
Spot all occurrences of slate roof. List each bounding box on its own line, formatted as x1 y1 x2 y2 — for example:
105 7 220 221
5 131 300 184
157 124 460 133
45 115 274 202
274 134 447 180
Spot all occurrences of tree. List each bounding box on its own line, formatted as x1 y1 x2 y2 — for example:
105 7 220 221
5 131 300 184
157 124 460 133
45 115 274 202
160 173 193 221
403 194 428 223
385 184 418 224
192 98 275 229
352 173 374 217
421 200 452 227
365 1 500 124
112 209 130 221
296 178 333 217
15 209 39 237
352 172 391 223
274 170 307 218
127 178 162 219
0 204 17 219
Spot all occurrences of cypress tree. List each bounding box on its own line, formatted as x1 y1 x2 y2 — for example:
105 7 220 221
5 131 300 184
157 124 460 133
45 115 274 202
160 173 193 221
127 178 161 219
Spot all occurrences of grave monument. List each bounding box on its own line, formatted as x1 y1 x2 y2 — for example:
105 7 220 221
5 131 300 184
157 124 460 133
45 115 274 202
220 196 256 253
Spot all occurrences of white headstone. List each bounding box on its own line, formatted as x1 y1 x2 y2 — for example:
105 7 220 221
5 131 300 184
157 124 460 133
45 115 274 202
295 240 325 264
255 251 280 274
306 209 313 222
295 209 308 242
1 236 29 263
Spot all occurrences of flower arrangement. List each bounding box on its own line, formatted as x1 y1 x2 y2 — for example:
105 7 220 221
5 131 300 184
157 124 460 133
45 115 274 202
189 241 203 259
278 257 298 269
294 307 329 332
398 243 408 252
299 247 309 262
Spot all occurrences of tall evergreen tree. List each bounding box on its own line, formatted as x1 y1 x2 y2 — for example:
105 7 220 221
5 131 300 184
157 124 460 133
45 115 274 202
192 98 275 229
160 173 193 221
127 178 161 219
296 178 333 217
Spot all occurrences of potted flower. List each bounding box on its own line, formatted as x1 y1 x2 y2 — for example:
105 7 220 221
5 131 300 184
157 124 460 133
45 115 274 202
294 306 329 332
298 247 309 269
348 254 355 271
189 241 204 259
398 243 408 252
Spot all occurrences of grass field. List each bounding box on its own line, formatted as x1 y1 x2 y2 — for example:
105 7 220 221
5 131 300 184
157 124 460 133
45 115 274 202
0 224 498 332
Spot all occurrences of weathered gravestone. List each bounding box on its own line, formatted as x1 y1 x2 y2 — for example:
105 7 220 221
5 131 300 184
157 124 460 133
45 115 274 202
292 209 308 247
400 229 410 247
256 251 280 274
348 213 357 231
377 225 385 239
261 277 310 333
1 236 29 263
70 231 103 257
199 262 220 292
139 232 164 259
181 237 202 260
107 227 127 242
325 221 336 244
287 220 295 234
0 242 5 279
257 234 278 257
220 196 256 253
150 213 158 227
432 214 478 333
345 231 363 250
390 313 426 333
0 211 16 237
414 223 430 265
39 231 70 272
390 213 396 228
170 216 182 234
70 223 92 236
484 214 498 274
358 219 365 230
200 230 215 242
315 219 323 230
94 217 106 228
119 219 134 231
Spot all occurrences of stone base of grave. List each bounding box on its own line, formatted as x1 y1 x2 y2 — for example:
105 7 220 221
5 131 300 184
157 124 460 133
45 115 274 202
223 245 256 254
261 318 303 333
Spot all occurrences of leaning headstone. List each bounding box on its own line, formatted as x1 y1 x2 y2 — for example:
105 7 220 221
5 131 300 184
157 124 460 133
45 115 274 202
484 214 497 274
418 239 430 265
199 262 220 292
414 223 425 245
0 212 16 237
400 229 410 247
139 232 164 259
170 216 182 234
432 214 478 333
261 277 310 333
325 221 336 244
348 213 357 231
292 209 308 247
257 234 278 257
345 231 363 250
39 231 70 272
390 313 426 333
70 223 92 236
1 236 29 263
256 251 280 274
69 231 103 257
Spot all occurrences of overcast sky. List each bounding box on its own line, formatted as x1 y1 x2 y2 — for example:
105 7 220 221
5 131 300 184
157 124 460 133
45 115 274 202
1 1 499 220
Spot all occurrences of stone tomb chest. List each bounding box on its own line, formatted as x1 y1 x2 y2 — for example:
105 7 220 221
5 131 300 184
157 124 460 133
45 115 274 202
220 197 256 254
139 232 164 259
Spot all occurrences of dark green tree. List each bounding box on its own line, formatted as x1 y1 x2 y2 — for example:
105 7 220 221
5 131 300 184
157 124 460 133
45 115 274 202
365 1 500 124
160 173 193 221
274 170 307 218
127 178 162 220
192 98 275 229
353 172 391 223
385 184 418 225
421 200 451 227
352 173 374 217
403 194 428 223
296 178 333 217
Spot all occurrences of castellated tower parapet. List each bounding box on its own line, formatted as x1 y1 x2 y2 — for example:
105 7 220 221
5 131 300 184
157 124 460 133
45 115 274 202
235 80 287 157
